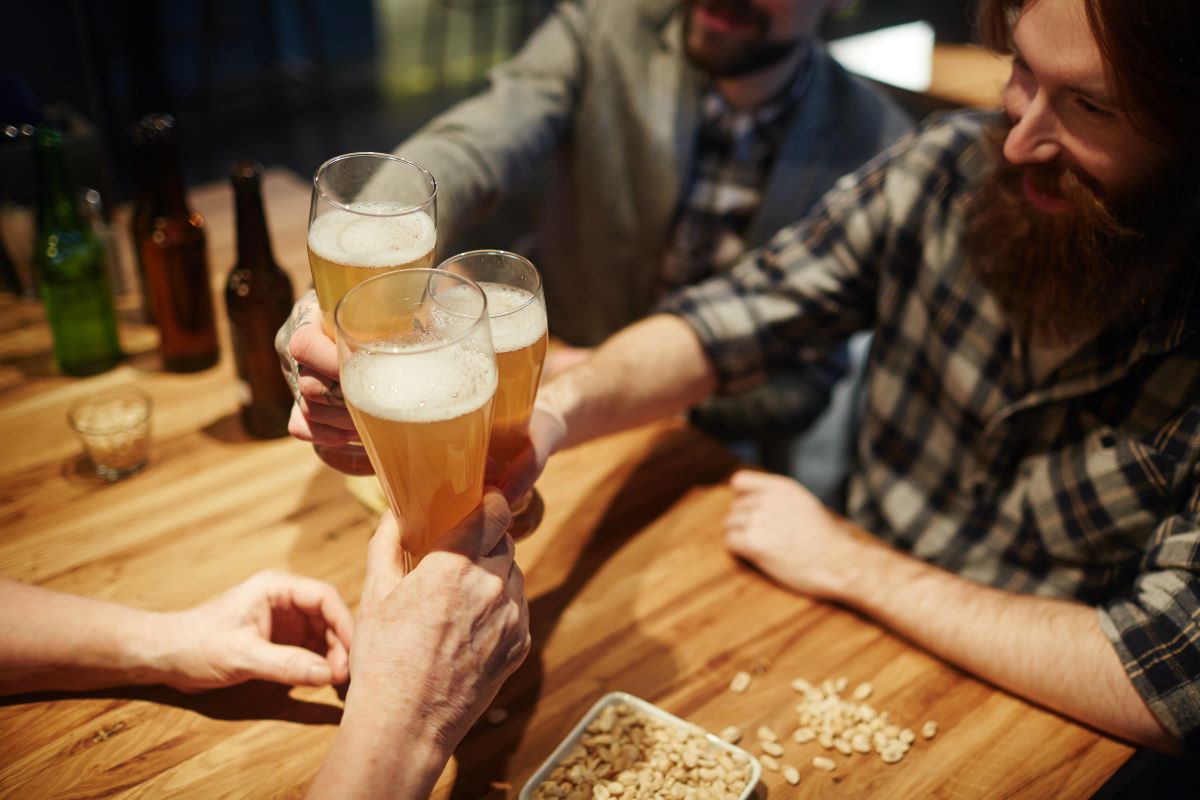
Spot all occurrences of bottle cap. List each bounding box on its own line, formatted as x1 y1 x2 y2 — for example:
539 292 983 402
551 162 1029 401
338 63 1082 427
229 161 264 186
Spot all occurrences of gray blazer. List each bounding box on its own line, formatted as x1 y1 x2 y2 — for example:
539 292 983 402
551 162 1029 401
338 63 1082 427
398 0 912 345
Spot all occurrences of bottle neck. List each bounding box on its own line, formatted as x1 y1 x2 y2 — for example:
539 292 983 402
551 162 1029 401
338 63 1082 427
33 135 82 231
148 142 192 217
233 181 278 271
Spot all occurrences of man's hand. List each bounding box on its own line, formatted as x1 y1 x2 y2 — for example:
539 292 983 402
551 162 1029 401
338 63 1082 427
351 491 530 741
275 290 369 468
541 345 592 384
162 570 355 691
494 403 568 506
723 470 880 599
308 491 530 799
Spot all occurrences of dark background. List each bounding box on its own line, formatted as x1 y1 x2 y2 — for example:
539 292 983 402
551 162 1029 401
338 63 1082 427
1 0 978 208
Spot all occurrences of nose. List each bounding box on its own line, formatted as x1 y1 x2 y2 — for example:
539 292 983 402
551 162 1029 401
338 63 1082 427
1002 85 1063 167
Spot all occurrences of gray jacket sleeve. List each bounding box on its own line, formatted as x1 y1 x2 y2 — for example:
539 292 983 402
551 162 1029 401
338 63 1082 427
394 0 588 247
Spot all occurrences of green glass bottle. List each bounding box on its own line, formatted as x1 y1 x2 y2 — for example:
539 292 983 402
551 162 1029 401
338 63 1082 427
32 127 121 376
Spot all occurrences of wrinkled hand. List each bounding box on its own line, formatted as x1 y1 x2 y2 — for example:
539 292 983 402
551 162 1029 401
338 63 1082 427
349 490 530 752
275 290 370 469
724 470 877 600
493 403 568 506
162 570 354 692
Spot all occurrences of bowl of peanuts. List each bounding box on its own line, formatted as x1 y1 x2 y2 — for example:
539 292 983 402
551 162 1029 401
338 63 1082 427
520 692 761 800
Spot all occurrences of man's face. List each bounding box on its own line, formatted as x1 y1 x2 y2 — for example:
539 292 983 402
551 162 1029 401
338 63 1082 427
964 0 1195 345
1000 0 1175 211
682 0 831 78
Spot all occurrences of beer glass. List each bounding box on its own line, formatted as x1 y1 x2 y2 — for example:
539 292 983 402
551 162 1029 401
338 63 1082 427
307 152 437 474
439 250 548 539
335 268 497 573
308 153 438 335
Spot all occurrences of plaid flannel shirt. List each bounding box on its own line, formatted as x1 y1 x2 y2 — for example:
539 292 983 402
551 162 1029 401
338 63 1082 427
661 111 1200 749
660 61 814 294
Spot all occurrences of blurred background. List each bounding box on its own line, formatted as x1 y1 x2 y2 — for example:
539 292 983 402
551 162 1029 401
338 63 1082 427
1 0 980 204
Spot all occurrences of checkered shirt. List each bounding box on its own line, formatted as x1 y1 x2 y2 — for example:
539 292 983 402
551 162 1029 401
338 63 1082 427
661 111 1200 749
660 60 814 294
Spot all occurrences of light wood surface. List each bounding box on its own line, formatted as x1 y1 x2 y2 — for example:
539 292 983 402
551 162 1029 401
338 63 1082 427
0 169 1135 798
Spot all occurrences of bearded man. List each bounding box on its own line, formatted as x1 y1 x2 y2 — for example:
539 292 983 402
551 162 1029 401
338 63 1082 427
512 0 1200 752
281 0 911 484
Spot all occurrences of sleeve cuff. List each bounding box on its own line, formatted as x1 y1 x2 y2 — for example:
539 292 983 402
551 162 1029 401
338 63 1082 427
656 278 770 397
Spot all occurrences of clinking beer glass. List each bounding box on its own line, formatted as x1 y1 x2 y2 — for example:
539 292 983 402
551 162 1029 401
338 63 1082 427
335 268 496 573
307 152 437 475
438 250 548 539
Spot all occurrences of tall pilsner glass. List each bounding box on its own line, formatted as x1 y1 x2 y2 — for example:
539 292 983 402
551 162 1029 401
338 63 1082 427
439 250 548 539
307 153 437 475
336 269 497 573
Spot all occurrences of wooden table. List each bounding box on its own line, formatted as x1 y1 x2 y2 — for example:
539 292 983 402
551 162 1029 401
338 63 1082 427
0 170 1136 798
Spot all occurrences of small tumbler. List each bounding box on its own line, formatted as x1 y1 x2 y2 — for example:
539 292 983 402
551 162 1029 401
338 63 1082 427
68 387 152 481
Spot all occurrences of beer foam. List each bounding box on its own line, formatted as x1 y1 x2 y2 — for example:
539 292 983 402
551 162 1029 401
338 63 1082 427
342 342 497 423
438 283 546 354
308 204 436 267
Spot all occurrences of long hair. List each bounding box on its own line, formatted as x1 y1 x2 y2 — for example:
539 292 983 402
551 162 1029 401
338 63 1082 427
975 0 1200 151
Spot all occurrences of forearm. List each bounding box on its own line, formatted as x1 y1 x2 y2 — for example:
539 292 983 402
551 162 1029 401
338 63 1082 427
0 579 173 696
539 314 718 450
838 541 1178 752
308 688 451 800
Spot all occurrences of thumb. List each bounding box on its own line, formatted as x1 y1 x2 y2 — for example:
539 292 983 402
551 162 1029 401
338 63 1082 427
499 403 566 503
437 489 512 560
241 640 334 687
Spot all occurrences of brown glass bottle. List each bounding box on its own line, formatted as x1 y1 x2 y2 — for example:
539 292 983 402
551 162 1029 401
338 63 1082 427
225 163 294 438
133 114 219 372
127 122 156 322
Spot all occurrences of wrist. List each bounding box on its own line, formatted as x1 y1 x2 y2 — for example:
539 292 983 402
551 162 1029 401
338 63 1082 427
829 531 924 609
531 400 569 455
130 610 190 687
322 684 452 797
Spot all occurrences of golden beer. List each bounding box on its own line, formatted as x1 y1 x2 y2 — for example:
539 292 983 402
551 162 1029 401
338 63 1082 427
307 204 437 335
341 341 497 570
482 283 549 468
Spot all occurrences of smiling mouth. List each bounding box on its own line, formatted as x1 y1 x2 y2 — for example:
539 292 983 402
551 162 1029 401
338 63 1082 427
1022 172 1071 214
692 4 761 35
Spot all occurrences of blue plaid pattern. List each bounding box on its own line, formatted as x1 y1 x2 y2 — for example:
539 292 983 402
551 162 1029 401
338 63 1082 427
662 111 1200 749
661 62 813 294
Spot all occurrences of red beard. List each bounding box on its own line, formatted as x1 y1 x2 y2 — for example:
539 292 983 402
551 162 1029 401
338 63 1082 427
963 121 1179 346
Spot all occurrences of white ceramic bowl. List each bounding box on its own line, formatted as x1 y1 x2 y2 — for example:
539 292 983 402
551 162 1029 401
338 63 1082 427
519 691 762 799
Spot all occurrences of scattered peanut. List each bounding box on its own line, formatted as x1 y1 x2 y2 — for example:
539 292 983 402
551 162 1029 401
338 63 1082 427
761 741 784 758
760 754 781 773
756 725 779 743
851 682 873 701
921 721 938 740
719 726 743 744
783 765 801 786
730 671 752 694
812 756 837 772
792 727 815 744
